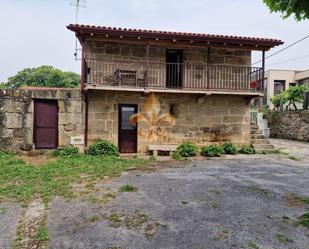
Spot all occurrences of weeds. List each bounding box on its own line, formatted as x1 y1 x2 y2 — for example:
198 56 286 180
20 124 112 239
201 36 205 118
118 184 137 192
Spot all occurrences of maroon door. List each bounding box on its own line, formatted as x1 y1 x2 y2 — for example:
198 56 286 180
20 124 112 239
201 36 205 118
118 104 137 153
34 99 58 149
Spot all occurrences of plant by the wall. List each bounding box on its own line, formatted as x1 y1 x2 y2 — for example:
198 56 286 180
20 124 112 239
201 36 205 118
176 142 198 157
88 140 119 156
201 144 224 157
222 142 237 155
239 145 255 155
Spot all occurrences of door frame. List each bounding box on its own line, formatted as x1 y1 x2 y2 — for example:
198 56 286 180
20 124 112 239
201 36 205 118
33 99 59 149
166 49 184 88
118 104 138 153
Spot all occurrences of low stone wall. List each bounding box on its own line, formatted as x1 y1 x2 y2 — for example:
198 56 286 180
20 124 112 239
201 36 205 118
0 89 84 153
268 110 309 142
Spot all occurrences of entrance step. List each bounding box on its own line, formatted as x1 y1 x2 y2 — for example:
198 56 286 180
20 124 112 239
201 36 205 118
250 124 275 153
251 139 270 145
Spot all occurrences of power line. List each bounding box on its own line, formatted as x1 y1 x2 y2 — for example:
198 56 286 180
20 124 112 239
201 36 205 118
252 33 309 65
267 53 309 67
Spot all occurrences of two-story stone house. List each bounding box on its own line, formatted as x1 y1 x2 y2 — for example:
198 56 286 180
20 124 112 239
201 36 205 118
67 24 282 153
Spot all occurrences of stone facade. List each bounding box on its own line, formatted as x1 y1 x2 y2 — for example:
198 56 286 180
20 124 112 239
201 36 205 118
88 90 251 153
84 40 252 87
268 110 309 142
0 89 84 153
85 40 251 65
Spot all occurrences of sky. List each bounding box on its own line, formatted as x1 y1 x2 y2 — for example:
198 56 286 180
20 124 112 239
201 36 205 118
0 0 308 82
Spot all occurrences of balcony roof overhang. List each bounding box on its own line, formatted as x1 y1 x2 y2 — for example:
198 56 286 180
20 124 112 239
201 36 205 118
67 24 284 51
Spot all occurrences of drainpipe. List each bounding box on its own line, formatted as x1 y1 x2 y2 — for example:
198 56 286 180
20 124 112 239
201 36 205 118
80 42 89 153
146 43 150 90
261 50 266 106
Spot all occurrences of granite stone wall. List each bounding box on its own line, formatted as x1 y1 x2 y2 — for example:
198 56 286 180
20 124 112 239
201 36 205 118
268 110 309 142
0 89 84 153
87 90 251 153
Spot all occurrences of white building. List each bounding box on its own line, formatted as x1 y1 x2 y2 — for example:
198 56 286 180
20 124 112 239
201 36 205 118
264 69 309 108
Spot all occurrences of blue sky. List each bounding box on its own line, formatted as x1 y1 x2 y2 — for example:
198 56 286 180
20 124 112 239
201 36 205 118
0 0 308 82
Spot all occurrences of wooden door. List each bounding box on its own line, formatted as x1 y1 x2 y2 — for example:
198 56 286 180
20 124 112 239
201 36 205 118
166 49 183 88
118 104 137 153
34 99 58 149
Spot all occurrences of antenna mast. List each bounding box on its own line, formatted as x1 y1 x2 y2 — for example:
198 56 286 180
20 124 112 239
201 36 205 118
70 0 86 60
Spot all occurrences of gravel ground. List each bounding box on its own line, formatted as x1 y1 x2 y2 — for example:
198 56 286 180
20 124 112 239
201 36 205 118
0 202 21 249
48 146 309 249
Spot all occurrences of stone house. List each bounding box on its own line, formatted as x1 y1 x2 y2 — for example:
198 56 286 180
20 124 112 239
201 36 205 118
66 24 282 153
0 25 282 154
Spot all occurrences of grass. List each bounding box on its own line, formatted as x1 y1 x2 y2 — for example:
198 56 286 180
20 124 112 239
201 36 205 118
118 184 137 192
288 156 301 161
36 224 49 241
275 233 293 244
286 193 309 207
297 212 309 228
0 151 148 205
247 241 260 249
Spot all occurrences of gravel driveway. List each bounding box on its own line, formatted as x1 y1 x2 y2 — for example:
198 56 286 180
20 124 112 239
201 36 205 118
47 145 309 249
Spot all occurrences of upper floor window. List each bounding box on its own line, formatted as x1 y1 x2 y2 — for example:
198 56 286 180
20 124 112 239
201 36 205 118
274 80 285 95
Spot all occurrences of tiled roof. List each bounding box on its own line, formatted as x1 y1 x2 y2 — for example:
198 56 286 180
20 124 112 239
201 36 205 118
67 24 283 48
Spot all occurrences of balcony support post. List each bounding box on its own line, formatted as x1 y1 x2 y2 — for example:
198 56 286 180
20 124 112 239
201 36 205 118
261 50 265 91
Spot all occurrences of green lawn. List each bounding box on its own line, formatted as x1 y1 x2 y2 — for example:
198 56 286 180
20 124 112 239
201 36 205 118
0 151 148 205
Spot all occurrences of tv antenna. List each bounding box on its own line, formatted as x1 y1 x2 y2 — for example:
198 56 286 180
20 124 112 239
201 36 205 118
70 0 87 60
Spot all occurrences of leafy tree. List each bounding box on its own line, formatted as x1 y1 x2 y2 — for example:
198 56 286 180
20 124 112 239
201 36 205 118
263 0 309 21
270 85 309 110
270 92 288 110
285 85 308 110
5 66 80 88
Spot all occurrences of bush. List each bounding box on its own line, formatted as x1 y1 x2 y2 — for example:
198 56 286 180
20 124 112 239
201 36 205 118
171 150 183 160
201 144 224 157
239 145 255 155
222 142 237 155
88 140 119 156
176 142 198 157
52 146 79 156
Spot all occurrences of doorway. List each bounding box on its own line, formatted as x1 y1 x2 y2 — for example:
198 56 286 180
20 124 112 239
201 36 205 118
166 49 183 88
118 104 138 153
34 99 58 149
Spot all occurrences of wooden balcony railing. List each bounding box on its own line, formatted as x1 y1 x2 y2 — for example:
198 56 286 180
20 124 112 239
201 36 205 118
84 59 264 92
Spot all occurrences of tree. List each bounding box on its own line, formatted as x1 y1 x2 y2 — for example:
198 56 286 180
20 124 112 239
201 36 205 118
263 0 309 21
270 85 309 110
6 66 80 88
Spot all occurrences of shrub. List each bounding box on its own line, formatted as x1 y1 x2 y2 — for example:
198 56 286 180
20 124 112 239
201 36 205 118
52 146 79 156
201 144 224 157
239 144 255 155
176 142 198 157
88 140 119 156
222 142 237 155
171 150 183 160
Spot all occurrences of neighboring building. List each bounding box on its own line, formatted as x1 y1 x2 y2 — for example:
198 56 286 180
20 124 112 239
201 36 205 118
0 87 84 153
264 69 309 108
67 24 282 153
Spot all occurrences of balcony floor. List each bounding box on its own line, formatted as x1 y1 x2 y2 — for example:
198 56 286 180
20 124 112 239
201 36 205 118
85 84 264 97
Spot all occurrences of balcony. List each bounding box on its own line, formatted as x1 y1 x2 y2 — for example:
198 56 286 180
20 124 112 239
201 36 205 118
84 59 264 95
